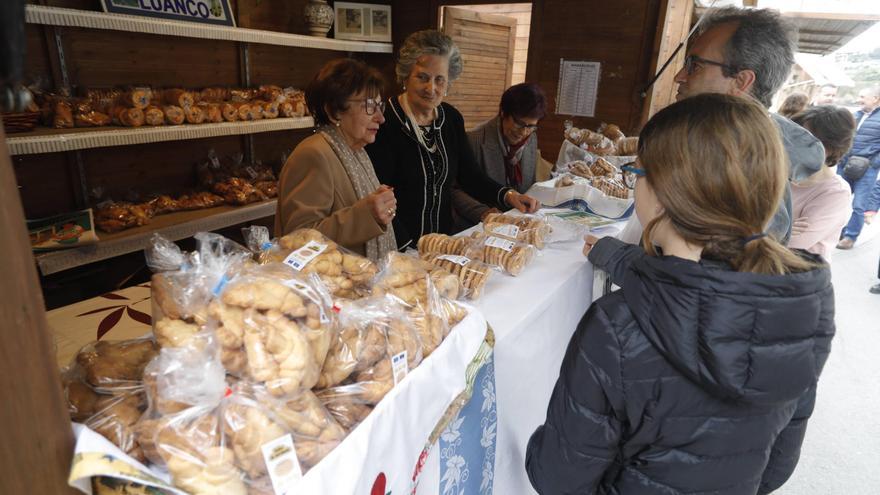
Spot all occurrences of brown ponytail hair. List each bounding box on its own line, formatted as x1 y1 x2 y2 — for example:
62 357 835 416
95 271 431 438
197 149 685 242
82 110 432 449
638 93 814 275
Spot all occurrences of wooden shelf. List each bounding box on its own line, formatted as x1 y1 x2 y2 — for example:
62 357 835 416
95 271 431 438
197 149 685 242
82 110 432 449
35 199 277 275
6 117 314 155
25 5 393 53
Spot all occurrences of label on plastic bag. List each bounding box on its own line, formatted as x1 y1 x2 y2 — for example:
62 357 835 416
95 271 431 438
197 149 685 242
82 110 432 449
261 433 302 494
283 241 327 271
391 350 409 385
437 254 471 266
491 224 520 238
290 280 329 324
484 236 514 252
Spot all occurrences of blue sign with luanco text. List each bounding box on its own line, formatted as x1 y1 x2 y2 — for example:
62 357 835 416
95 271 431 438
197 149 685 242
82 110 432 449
101 0 236 27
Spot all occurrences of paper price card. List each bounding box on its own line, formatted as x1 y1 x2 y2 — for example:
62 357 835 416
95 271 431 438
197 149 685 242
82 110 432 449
491 224 520 239
283 241 327 271
261 434 303 494
391 351 409 385
484 236 514 252
437 254 471 266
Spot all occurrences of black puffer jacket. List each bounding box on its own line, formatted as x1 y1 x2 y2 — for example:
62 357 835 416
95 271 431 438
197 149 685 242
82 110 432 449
526 239 835 495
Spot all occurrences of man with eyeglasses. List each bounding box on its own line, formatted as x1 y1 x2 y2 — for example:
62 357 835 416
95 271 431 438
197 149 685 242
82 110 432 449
587 7 826 264
451 82 549 228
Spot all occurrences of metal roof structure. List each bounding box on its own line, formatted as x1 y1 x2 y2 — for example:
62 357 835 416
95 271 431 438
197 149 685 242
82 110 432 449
785 11 880 55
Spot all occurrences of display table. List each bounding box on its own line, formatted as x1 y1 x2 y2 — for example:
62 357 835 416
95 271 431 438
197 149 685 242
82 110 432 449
48 224 611 495
414 235 599 494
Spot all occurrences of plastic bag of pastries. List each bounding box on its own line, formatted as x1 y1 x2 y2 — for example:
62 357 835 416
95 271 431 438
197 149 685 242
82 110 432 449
232 382 347 475
419 252 491 300
84 388 149 463
140 403 248 495
416 232 470 257
482 212 551 249
371 252 458 305
598 122 625 142
317 295 422 388
563 124 604 147
464 232 536 277
73 338 159 393
589 156 617 178
314 384 374 432
94 199 156 233
243 226 378 299
616 136 639 156
208 263 336 396
146 233 253 349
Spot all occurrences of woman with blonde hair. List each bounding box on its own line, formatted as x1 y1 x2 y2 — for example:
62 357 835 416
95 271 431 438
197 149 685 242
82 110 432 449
527 94 835 494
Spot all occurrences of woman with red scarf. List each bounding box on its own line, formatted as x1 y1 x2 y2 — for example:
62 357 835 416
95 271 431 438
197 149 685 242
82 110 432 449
452 82 548 228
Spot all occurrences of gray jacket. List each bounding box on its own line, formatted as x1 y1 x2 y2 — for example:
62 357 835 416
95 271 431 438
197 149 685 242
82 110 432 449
452 116 539 224
768 113 826 243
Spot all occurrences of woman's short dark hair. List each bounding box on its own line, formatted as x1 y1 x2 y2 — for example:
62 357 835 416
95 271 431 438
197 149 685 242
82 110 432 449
778 92 809 119
500 82 547 120
791 105 856 166
306 58 385 126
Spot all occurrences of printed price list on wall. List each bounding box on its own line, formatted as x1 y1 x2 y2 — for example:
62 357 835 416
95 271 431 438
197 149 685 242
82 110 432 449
555 60 601 117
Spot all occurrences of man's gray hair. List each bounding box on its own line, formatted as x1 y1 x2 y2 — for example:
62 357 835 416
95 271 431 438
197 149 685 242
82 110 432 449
698 7 797 108
395 30 464 84
862 85 880 98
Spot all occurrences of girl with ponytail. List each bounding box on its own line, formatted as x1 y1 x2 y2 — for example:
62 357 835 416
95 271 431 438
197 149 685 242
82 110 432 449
527 94 835 495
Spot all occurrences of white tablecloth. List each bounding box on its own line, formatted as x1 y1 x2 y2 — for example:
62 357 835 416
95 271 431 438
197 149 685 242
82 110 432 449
416 236 600 494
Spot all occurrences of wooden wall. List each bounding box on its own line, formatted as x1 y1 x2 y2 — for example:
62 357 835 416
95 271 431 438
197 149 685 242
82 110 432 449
18 0 393 307
389 0 665 159
452 3 532 85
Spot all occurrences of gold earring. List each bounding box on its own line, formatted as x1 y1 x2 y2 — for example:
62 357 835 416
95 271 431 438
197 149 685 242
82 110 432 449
335 121 341 127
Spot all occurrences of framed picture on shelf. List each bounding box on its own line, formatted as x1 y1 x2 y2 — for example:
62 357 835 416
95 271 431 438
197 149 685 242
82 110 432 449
333 2 392 43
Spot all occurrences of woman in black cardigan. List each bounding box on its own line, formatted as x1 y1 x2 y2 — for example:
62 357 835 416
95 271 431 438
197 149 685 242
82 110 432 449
366 30 538 249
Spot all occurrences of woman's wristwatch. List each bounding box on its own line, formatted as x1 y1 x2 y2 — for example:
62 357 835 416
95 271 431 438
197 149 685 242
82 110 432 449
503 188 515 206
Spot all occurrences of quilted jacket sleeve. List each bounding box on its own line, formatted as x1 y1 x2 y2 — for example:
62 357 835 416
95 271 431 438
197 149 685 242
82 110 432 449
588 236 645 288
757 384 817 494
526 301 625 494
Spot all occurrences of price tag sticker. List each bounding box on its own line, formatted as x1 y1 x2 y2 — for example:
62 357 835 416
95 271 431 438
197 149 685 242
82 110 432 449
437 254 471 266
261 434 302 494
484 236 514 252
491 224 520 238
283 241 327 271
391 350 409 385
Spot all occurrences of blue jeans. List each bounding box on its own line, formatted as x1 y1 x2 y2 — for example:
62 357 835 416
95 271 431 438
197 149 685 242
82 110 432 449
868 175 880 212
840 164 880 240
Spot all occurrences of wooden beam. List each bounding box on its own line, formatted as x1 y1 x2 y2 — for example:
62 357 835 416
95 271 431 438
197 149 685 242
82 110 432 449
0 126 77 493
641 0 693 125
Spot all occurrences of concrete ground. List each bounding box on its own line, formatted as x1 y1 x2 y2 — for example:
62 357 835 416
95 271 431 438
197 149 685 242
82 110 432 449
776 220 880 494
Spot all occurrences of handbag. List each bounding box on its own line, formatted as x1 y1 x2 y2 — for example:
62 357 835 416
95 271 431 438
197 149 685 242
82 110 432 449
842 156 871 181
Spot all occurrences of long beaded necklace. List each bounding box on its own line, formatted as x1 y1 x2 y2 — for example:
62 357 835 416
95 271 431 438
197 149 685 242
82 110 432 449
400 94 438 153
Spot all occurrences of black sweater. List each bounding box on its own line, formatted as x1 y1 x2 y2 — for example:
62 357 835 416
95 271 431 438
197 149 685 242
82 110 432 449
366 98 509 249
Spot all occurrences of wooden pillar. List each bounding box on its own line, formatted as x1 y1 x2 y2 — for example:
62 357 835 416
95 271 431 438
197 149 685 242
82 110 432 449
640 0 694 125
0 125 76 493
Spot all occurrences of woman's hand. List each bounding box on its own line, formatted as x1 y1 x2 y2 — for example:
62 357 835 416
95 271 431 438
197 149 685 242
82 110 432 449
791 217 809 236
368 185 397 226
505 190 540 213
582 234 599 257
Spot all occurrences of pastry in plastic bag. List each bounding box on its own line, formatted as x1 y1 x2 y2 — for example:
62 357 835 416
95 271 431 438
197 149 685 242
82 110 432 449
244 226 378 299
85 391 147 462
420 252 491 300
482 212 551 249
589 157 617 178
75 338 158 392
260 389 347 469
315 385 374 431
466 233 535 276
417 233 470 257
617 136 639 156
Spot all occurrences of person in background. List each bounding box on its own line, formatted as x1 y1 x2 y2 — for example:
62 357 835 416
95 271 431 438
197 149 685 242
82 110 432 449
864 179 879 224
836 85 880 250
366 30 539 250
788 106 855 259
527 93 834 495
585 6 825 267
275 58 397 260
778 91 809 119
451 82 548 228
813 83 838 105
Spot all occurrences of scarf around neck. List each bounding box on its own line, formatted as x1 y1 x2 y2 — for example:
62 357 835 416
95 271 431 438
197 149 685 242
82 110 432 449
319 125 397 261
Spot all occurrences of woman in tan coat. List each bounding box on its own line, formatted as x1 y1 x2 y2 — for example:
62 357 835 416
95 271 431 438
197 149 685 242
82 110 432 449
275 58 397 260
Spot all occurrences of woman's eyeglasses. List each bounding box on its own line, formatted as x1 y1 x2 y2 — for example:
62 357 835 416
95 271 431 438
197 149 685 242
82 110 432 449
350 97 386 115
511 115 539 132
621 163 646 189
683 54 739 76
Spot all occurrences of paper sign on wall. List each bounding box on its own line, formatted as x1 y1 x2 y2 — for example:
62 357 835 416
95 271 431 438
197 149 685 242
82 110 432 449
556 60 601 117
